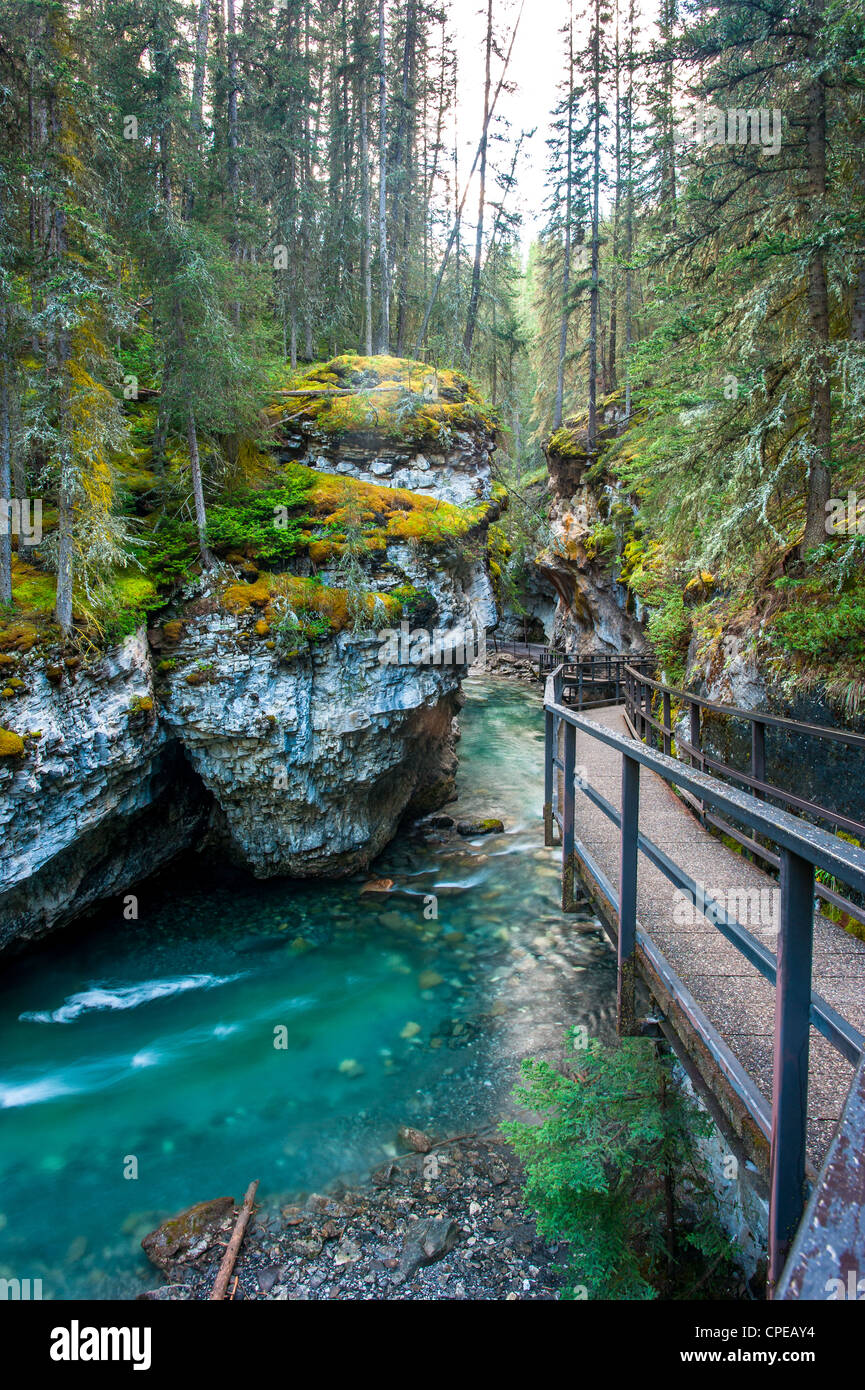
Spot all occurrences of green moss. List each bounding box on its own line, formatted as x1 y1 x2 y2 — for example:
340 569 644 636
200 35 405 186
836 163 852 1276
222 571 401 638
267 354 499 444
547 425 590 460
0 727 24 757
184 662 215 687
584 523 616 562
646 588 692 682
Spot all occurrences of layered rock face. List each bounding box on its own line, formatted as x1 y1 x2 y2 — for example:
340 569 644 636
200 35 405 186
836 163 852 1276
278 431 493 509
538 406 649 657
0 358 499 951
681 629 865 825
0 633 209 950
157 614 465 879
272 354 498 507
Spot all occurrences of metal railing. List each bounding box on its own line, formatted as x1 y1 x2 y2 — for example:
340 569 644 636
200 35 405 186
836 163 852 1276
543 663 865 1296
559 653 655 710
623 664 865 931
490 634 549 661
537 646 566 675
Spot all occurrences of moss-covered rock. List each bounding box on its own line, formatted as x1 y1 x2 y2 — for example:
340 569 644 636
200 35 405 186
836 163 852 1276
457 817 505 836
0 727 24 757
684 571 717 606
220 572 402 637
267 353 499 444
141 1196 236 1274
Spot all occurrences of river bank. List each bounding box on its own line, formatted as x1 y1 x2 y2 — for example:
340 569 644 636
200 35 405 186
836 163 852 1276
140 1130 567 1302
0 676 616 1300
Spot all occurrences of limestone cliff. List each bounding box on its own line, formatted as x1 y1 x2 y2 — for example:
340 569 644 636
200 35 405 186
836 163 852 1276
538 401 649 657
0 356 499 952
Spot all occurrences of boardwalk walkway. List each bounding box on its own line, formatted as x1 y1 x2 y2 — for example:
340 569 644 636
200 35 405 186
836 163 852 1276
566 704 865 1172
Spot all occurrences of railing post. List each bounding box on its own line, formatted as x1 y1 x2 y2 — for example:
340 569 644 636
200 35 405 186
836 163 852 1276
768 848 815 1297
662 690 672 758
578 664 584 711
562 722 578 911
689 701 701 768
643 681 652 745
752 719 766 798
618 752 640 1035
544 708 555 847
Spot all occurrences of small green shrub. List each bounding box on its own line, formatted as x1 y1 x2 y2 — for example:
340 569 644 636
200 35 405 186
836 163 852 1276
503 1037 736 1301
646 588 692 682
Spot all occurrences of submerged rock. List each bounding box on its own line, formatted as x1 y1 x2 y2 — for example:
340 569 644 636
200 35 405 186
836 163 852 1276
397 1126 432 1154
456 818 505 836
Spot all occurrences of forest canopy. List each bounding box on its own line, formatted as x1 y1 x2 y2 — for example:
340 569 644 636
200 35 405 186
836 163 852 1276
0 0 862 695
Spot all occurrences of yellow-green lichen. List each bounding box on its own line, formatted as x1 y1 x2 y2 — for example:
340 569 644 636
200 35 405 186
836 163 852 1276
267 354 499 444
0 727 24 757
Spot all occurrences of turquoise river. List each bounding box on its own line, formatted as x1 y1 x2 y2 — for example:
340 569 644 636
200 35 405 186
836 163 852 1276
0 677 615 1298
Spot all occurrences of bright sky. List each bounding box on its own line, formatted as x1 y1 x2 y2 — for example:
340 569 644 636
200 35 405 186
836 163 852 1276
450 0 567 246
449 0 661 249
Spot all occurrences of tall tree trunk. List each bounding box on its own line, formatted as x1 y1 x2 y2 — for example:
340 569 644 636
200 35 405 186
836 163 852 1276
554 11 575 431
175 302 214 568
658 0 677 227
587 0 602 451
227 0 239 212
360 79 373 354
0 161 12 604
191 0 211 135
187 403 213 568
396 0 418 356
377 0 390 352
183 0 211 216
55 305 75 638
44 54 74 638
0 300 12 606
608 5 622 393
801 8 832 555
463 0 493 361
624 0 635 420
851 256 865 342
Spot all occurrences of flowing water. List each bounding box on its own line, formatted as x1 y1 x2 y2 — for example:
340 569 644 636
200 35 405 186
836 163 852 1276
0 677 615 1299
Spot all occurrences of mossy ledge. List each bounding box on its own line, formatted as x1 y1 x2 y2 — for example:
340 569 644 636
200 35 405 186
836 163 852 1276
267 353 500 444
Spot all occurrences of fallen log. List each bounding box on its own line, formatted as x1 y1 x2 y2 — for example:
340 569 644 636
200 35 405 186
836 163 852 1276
209 1180 259 1301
